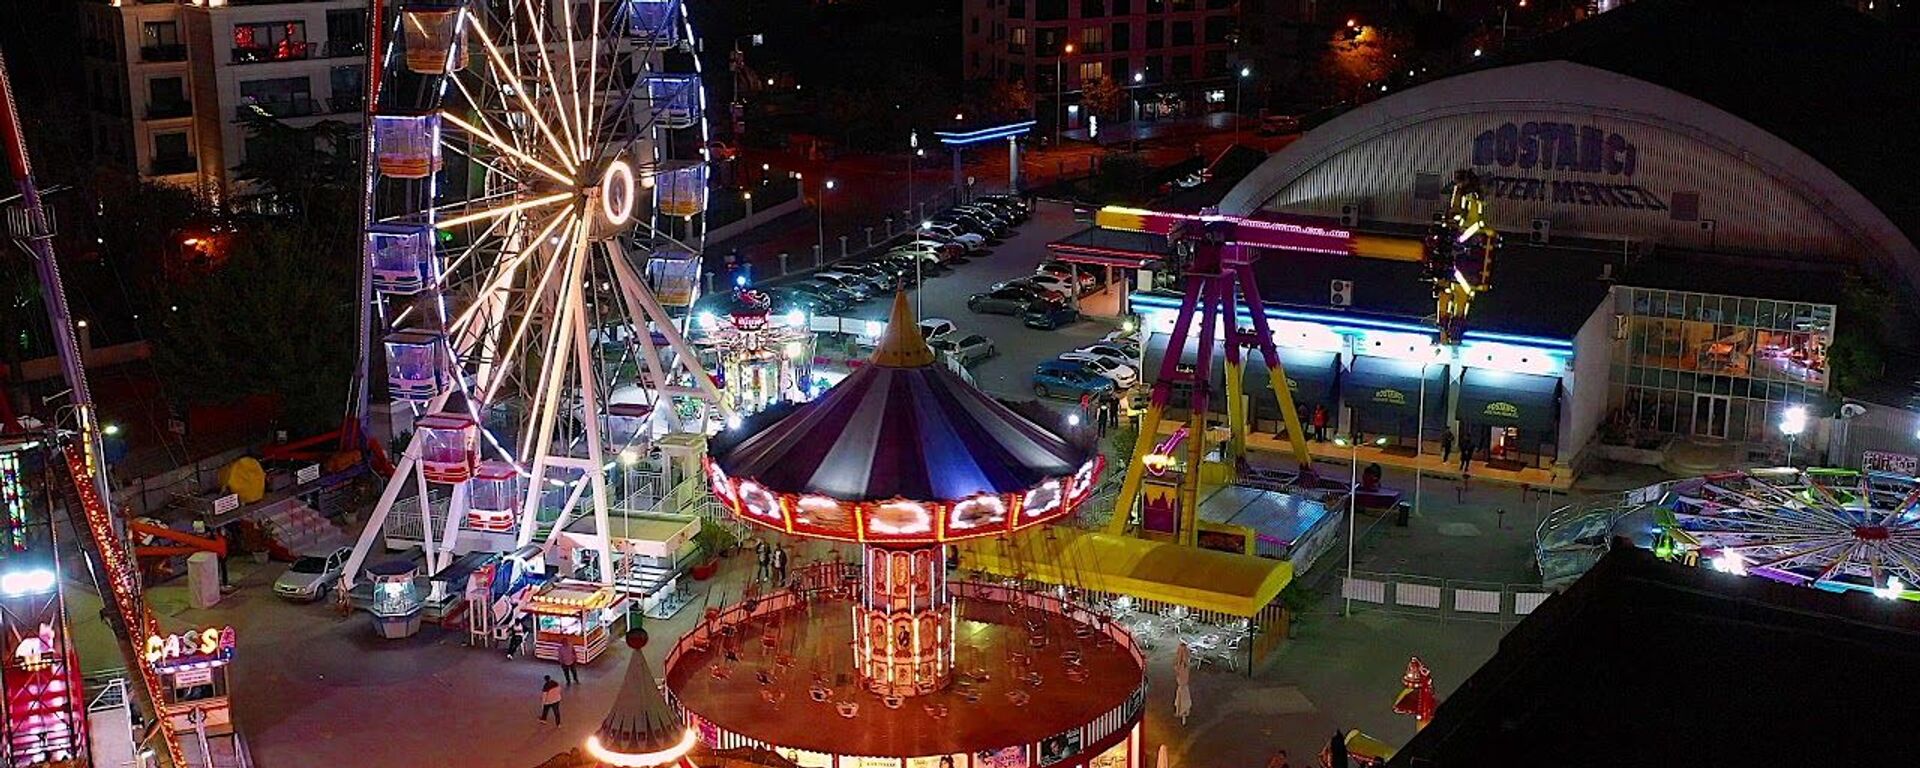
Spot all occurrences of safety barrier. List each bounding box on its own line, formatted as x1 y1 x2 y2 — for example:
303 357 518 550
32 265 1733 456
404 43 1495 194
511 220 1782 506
1340 569 1555 626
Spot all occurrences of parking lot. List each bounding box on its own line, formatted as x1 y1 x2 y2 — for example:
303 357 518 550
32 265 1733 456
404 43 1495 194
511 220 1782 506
767 199 1127 402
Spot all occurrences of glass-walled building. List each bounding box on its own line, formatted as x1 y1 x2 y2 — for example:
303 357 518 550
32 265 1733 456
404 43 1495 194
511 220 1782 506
1608 287 1833 443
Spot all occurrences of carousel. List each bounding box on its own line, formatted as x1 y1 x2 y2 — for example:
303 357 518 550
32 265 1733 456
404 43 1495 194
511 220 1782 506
694 289 816 417
662 293 1144 768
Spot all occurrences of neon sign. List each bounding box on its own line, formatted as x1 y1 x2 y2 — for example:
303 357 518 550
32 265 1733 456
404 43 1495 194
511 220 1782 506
144 626 236 670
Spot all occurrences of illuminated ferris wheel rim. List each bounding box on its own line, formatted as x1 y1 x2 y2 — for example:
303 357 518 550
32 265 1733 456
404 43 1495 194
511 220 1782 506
371 0 715 484
1667 469 1920 596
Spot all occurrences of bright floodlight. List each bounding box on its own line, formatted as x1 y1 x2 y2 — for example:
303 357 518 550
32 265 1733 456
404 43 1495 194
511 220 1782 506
102 424 121 436
1132 72 1143 83
734 274 749 288
1239 67 1250 77
1713 551 1746 576
1876 576 1905 601
727 413 744 431
1779 405 1809 437
1068 413 1082 427
0 569 57 597
1333 437 1350 448
825 179 836 190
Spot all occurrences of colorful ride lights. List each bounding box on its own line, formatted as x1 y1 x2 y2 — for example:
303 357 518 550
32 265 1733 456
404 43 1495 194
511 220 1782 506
705 456 1103 543
585 728 698 768
0 567 57 597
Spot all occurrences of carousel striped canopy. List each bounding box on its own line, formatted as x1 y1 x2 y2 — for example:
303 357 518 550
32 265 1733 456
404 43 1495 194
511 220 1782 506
712 293 1090 504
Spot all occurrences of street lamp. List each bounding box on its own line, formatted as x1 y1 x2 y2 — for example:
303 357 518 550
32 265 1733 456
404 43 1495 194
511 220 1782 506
1779 405 1808 467
1055 43 1075 146
1130 70 1144 127
1233 66 1251 144
1334 433 1389 617
816 178 835 264
907 130 918 224
915 220 933 318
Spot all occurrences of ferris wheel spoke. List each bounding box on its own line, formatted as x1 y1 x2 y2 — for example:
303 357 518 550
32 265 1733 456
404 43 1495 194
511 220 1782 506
559 0 590 164
485 212 583 416
436 191 572 230
519 0 584 166
471 18 577 174
440 110 574 187
449 206 574 341
437 214 512 288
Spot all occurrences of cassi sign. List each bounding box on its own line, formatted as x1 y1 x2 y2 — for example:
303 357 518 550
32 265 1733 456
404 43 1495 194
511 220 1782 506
1470 122 1668 212
144 626 236 668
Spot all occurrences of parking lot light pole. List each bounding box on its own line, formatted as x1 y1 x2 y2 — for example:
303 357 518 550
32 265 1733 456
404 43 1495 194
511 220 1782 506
1335 434 1389 617
816 178 835 265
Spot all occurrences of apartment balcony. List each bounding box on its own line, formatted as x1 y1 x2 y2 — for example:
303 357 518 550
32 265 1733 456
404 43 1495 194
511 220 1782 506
320 39 368 59
149 154 197 176
235 96 320 120
140 44 188 63
231 41 313 65
146 100 193 120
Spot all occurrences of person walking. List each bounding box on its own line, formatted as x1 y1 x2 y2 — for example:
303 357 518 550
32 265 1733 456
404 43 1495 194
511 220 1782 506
772 544 790 587
504 625 526 660
538 675 563 724
1439 427 1455 463
1173 641 1194 725
557 639 579 685
1457 434 1475 474
754 538 772 584
1311 404 1329 442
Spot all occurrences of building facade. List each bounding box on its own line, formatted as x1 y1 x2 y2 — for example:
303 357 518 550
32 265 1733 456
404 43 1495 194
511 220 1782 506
962 0 1241 132
79 0 368 199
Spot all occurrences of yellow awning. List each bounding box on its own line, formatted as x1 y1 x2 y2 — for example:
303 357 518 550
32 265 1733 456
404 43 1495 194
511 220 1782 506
956 529 1292 617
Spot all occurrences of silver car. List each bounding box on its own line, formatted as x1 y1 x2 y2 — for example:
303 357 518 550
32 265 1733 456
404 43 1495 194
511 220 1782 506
930 333 997 365
274 547 352 602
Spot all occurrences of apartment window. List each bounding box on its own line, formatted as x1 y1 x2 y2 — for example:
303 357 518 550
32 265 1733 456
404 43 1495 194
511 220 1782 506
1081 0 1106 16
1009 26 1030 54
1147 21 1164 48
1077 61 1105 82
141 22 186 62
1080 26 1106 53
238 76 314 119
1112 23 1130 51
329 66 364 112
1171 54 1192 78
1037 27 1066 55
1036 0 1069 21
1112 0 1131 13
232 21 309 64
1145 55 1163 79
1171 21 1194 46
971 17 981 34
1169 0 1195 10
152 131 192 171
1009 0 1027 18
326 9 368 57
147 77 189 119
1204 15 1232 44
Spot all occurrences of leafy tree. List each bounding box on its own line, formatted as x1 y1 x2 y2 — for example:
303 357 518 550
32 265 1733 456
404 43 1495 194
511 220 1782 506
1080 75 1124 119
149 222 356 434
983 78 1035 120
230 112 359 229
1827 274 1895 397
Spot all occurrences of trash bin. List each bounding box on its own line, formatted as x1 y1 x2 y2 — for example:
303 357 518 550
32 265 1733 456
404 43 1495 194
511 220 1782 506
1394 501 1411 527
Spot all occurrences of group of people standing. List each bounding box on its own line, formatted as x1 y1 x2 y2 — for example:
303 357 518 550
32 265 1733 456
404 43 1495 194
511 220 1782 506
1307 405 1483 475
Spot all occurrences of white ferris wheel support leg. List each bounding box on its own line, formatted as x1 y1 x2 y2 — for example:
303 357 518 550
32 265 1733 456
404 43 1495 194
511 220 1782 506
413 441 441 573
342 427 426 589
603 243 673 393
438 477 470 574
565 235 618 586
607 238 731 413
515 219 591 547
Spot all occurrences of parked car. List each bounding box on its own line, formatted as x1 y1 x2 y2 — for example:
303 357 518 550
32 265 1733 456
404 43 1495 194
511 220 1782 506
1032 360 1115 399
846 262 904 288
792 282 860 309
953 205 1013 230
938 212 1008 238
1057 351 1138 389
903 238 966 260
968 286 1043 315
921 222 987 250
1256 114 1302 136
763 287 839 315
972 196 1029 222
990 277 1070 305
1023 301 1081 330
1037 261 1101 292
809 273 874 301
930 333 996 365
818 269 888 294
1072 343 1138 367
275 547 352 602
918 317 958 341
1025 272 1083 297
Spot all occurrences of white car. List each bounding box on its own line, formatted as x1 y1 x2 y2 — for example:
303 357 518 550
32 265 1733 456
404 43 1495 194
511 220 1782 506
918 317 957 341
274 547 352 602
1026 273 1081 296
1058 353 1138 389
1071 344 1137 368
921 223 986 250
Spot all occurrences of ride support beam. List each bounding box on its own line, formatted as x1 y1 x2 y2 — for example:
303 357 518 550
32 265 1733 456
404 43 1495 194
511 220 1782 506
1233 258 1314 472
1110 279 1204 535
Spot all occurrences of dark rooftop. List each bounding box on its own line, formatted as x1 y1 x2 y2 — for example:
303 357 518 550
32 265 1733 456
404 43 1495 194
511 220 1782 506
1390 541 1920 768
1503 0 1920 254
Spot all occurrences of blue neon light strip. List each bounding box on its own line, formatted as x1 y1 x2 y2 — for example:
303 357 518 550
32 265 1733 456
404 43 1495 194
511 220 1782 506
1130 292 1574 351
934 120 1038 146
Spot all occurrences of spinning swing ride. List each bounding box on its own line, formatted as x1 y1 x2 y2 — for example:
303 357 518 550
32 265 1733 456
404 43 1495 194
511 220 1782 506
341 0 729 588
664 294 1147 768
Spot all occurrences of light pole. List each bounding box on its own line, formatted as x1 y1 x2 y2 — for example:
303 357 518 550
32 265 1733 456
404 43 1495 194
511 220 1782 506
915 220 930 318
1055 43 1074 147
1130 70 1144 128
1335 433 1389 617
815 178 835 263
1233 66 1251 144
1779 405 1808 467
907 130 919 224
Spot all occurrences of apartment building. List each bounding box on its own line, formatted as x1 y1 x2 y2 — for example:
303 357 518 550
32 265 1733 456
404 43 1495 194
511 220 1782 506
79 0 369 200
963 0 1240 131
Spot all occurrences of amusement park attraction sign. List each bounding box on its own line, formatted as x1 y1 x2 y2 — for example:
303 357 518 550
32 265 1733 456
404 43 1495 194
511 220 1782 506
1470 122 1669 212
144 626 236 670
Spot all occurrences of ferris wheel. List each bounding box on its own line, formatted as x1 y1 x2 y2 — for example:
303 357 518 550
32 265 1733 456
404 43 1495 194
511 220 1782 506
343 0 726 587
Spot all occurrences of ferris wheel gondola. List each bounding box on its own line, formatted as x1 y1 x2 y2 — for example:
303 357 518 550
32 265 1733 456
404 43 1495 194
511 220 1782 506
343 0 727 588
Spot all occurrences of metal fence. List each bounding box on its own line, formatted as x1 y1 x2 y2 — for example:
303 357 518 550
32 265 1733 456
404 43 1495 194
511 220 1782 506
1336 569 1556 626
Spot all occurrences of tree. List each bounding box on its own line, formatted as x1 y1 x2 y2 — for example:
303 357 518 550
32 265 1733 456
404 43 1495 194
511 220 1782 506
984 78 1035 120
149 221 356 435
230 112 359 228
1827 273 1896 397
1080 75 1124 119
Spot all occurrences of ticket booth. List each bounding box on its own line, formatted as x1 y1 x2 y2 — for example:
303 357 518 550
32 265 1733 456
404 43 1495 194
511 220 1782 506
144 625 237 739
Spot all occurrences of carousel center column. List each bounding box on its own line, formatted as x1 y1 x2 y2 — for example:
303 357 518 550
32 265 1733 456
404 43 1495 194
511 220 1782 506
856 544 952 698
